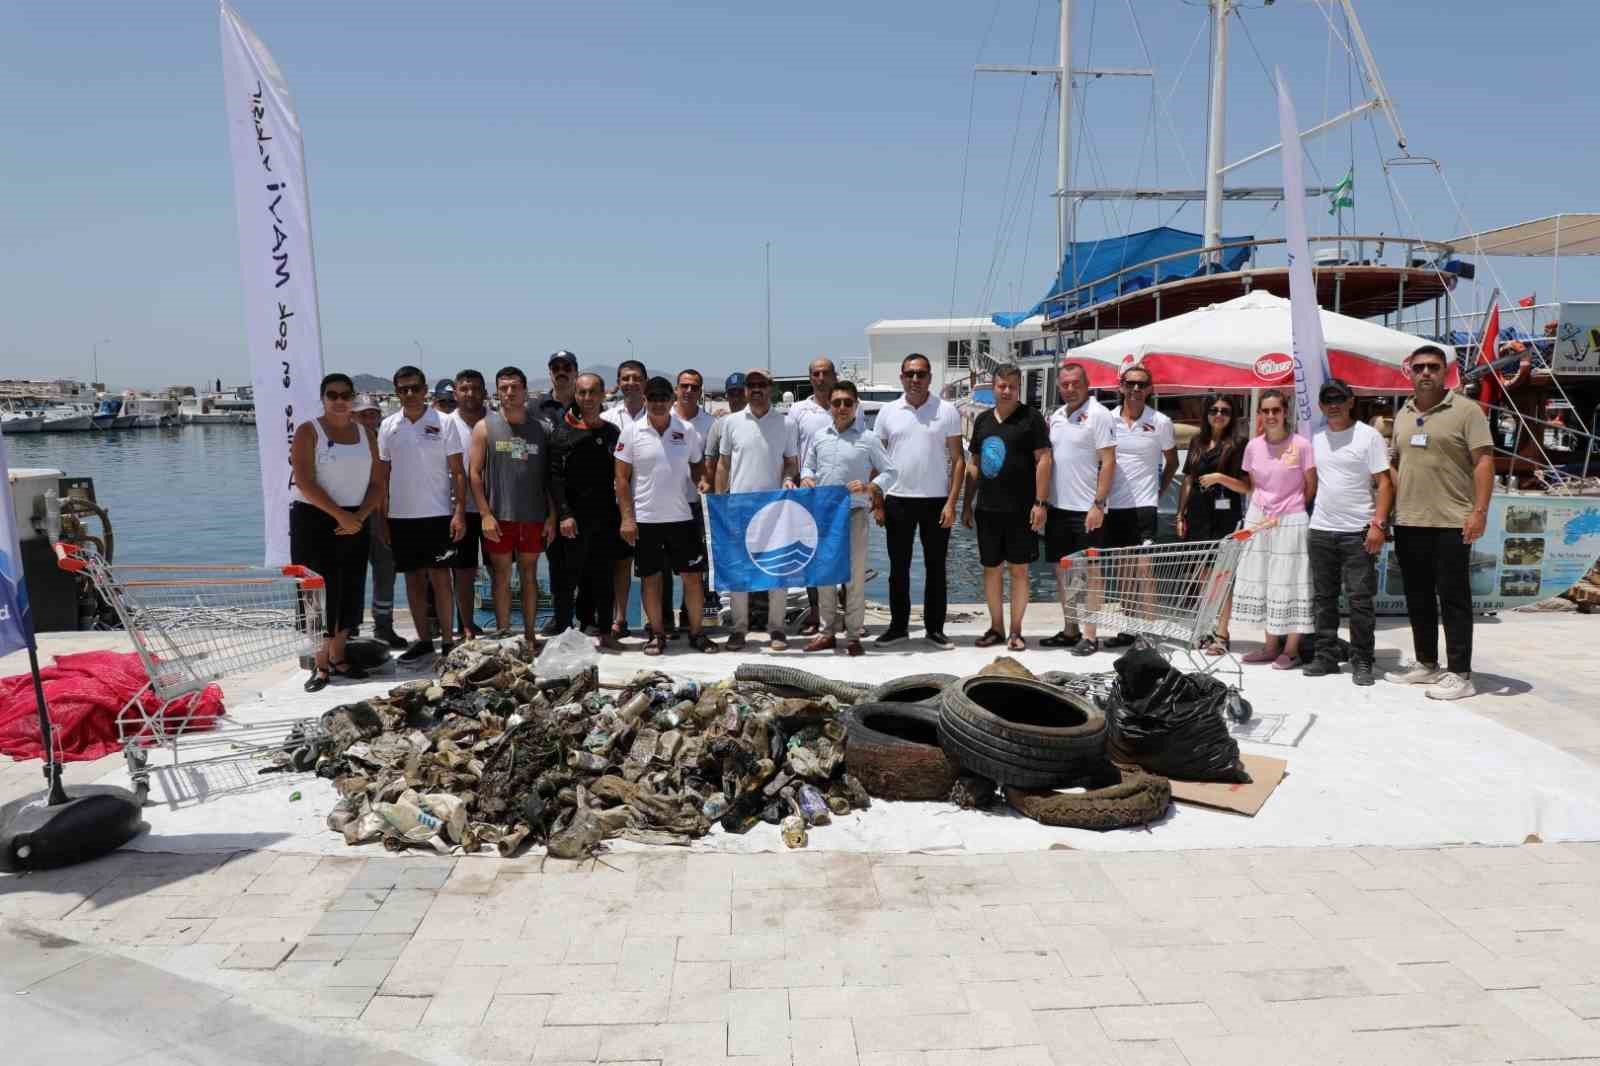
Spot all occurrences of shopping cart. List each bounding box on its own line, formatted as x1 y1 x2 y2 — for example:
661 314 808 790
1057 530 1253 682
54 542 330 788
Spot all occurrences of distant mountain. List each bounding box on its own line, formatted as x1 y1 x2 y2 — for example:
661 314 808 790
530 363 618 393
350 364 621 396
352 373 392 395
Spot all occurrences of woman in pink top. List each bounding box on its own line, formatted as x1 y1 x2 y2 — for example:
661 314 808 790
1205 390 1318 668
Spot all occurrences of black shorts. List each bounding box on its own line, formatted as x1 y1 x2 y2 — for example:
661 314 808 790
443 511 483 570
974 509 1039 567
634 520 707 579
1103 506 1157 548
388 515 456 573
1044 507 1104 563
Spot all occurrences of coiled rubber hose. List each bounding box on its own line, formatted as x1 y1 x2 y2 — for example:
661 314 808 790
733 663 872 702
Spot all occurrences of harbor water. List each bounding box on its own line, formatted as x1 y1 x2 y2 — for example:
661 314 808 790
8 423 1077 622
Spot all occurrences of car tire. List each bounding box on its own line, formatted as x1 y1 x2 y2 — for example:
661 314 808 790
868 673 958 705
1005 767 1171 831
845 701 961 801
937 676 1109 788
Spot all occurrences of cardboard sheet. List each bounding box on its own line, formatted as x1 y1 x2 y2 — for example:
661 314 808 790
1170 754 1287 816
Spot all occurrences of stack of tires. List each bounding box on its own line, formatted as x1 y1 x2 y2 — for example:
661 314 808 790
843 672 1170 831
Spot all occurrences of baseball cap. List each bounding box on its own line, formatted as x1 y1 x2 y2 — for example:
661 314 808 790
548 350 577 369
1318 378 1354 403
351 394 380 413
724 372 746 392
643 375 675 401
433 379 455 401
744 368 772 386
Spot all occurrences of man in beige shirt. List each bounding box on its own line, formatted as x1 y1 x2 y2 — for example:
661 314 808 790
1384 344 1494 701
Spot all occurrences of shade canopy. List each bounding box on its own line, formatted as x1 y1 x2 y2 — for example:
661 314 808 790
1063 291 1454 394
1448 213 1600 257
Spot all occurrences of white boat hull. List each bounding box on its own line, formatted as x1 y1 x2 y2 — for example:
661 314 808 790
44 413 94 432
1 416 44 434
182 412 237 425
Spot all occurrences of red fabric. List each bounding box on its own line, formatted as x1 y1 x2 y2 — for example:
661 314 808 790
1518 295 1536 308
1477 305 1501 413
0 650 225 762
1078 348 1458 393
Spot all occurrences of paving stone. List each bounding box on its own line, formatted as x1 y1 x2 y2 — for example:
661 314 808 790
359 993 431 1029
530 1024 603 1061
220 941 293 970
328 889 389 912
1095 1002 1229 1041
1240 965 1371 1002
309 908 375 936
290 934 355 962
1547 983 1600 1020
545 985 668 1025
728 986 791 1056
420 963 505 1026
791 1017 857 1066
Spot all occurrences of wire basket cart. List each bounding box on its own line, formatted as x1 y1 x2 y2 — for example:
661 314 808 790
55 542 329 788
1057 530 1253 683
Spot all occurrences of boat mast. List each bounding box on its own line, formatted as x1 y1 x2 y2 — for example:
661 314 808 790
1056 0 1072 273
1201 0 1231 264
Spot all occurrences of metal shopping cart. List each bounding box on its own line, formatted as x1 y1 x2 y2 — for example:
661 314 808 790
1057 530 1253 683
54 542 330 788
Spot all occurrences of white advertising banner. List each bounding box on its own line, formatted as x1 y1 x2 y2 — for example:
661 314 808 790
1275 69 1330 435
220 1 325 565
1552 300 1600 376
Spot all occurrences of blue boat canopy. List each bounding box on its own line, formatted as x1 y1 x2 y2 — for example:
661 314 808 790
992 226 1255 328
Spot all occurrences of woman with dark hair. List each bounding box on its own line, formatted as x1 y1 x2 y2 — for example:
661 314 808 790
290 373 383 692
1176 394 1245 654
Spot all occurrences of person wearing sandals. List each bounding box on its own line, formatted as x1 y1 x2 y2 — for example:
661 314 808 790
615 376 720 656
1176 393 1246 658
1304 378 1393 687
468 367 555 649
1220 389 1317 668
1042 362 1116 656
291 373 383 692
716 368 799 651
962 364 1050 652
549 373 624 650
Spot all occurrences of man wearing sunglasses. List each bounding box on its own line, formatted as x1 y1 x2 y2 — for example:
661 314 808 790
377 364 468 664
717 368 799 651
787 358 861 636
1043 362 1116 654
1384 344 1493 700
1103 363 1177 648
873 352 965 647
800 381 896 656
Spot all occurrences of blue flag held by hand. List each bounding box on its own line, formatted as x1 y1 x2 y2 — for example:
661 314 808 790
706 486 852 593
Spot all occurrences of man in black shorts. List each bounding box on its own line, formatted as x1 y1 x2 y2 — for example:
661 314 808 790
962 363 1050 651
1103 363 1178 646
1043 362 1117 656
614 376 719 656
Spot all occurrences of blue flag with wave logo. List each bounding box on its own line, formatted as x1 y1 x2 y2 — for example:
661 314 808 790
706 486 852 593
0 430 35 657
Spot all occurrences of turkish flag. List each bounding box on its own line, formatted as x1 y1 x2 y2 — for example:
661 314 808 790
1478 304 1502 411
1518 295 1536 308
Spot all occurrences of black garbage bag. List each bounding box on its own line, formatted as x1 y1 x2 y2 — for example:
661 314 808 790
1106 644 1250 784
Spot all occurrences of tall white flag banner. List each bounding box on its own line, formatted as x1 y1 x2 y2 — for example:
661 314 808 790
220 1 325 566
1275 67 1330 435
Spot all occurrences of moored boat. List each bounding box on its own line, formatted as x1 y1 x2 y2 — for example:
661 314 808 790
42 403 95 432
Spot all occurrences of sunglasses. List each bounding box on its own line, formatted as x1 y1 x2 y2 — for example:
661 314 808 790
1411 363 1445 374
902 369 931 380
1260 406 1285 415
1122 380 1152 390
1207 406 1231 415
830 398 857 408
396 383 426 395
549 363 575 372
747 380 771 389
324 390 354 401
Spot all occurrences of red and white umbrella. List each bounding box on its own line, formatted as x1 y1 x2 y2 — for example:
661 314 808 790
1065 291 1457 393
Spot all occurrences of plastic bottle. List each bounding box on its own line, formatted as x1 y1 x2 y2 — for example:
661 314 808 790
797 784 831 826
701 792 729 821
780 815 808 849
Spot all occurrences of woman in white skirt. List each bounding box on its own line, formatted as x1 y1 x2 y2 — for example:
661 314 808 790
1202 390 1317 668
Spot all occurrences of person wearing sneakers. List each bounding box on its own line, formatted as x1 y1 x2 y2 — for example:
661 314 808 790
1385 344 1494 700
1102 363 1178 648
351 395 407 650
716 368 799 651
1304 379 1393 687
873 353 965 649
468 367 554 647
377 365 467 664
1042 362 1116 657
550 372 624 650
800 381 896 657
615 376 720 656
602 360 649 640
787 358 863 637
443 369 489 642
533 350 579 637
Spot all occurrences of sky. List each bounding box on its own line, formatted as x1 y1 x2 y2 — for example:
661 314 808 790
4 0 1598 391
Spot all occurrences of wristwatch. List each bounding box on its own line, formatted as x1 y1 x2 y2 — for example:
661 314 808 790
1034 499 1048 508
1093 497 1108 509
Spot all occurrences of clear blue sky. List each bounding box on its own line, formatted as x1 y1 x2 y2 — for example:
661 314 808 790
4 0 1596 389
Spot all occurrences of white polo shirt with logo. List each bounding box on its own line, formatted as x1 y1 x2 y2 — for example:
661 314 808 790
677 407 715 509
721 407 796 494
874 394 963 499
602 401 648 434
379 407 464 519
1107 405 1176 510
616 414 703 525
1047 397 1116 511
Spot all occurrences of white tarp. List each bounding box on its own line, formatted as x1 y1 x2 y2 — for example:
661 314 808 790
1277 69 1330 433
1067 291 1454 394
220 1 326 566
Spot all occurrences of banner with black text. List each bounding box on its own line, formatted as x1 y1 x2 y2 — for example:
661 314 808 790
221 1 326 565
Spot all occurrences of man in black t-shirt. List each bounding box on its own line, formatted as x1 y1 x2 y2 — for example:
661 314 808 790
962 364 1051 651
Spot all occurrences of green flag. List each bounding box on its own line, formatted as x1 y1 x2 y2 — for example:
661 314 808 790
1327 169 1354 214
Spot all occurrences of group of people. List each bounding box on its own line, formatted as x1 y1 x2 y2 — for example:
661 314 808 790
286 343 1492 702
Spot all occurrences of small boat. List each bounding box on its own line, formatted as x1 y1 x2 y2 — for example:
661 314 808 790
179 394 237 424
123 393 181 428
92 396 136 430
1 410 44 434
42 403 95 432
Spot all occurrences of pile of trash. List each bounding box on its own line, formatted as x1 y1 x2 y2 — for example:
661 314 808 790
298 637 873 858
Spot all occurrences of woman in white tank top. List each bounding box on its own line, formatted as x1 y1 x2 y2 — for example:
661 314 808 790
290 373 382 692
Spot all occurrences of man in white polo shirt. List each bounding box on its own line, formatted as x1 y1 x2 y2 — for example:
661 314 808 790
663 367 716 638
615 376 719 657
600 359 649 638
377 364 467 664
1043 362 1116 656
873 352 965 648
1104 362 1177 647
718 367 799 651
